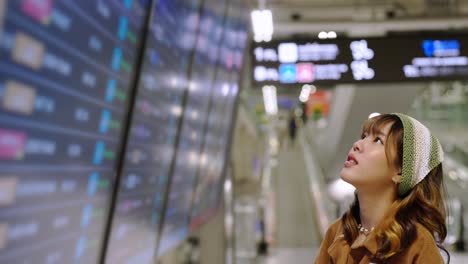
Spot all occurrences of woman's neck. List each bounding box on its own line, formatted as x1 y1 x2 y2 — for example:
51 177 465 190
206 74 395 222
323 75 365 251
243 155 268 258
357 189 396 230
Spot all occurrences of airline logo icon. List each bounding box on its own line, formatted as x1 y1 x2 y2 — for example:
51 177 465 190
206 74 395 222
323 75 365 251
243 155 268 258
278 43 298 63
3 81 36 115
0 129 27 160
279 64 297 83
0 178 18 206
297 63 315 83
13 33 45 70
21 0 53 24
0 223 7 249
422 39 460 57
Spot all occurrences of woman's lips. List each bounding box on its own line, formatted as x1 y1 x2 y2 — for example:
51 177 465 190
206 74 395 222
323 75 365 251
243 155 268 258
344 154 358 167
344 159 357 167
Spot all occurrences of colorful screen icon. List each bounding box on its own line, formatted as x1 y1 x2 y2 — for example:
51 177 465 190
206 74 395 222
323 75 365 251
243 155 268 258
279 64 297 83
21 0 53 24
297 63 315 83
0 129 27 160
0 178 18 206
3 81 36 115
278 43 298 63
13 33 45 70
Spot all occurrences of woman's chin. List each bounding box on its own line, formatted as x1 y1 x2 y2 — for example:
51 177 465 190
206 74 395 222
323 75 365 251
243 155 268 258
340 169 357 186
340 173 350 184
340 168 350 180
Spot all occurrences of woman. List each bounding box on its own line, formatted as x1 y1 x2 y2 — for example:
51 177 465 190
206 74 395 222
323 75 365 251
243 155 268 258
314 113 449 263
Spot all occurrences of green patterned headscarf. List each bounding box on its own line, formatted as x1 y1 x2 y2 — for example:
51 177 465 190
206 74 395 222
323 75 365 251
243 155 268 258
392 113 444 197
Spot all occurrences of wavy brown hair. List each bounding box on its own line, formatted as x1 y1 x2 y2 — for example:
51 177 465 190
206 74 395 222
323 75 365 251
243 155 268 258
341 114 448 261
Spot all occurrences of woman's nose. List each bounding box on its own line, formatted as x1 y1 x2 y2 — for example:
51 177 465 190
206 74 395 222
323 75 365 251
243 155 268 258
353 139 362 152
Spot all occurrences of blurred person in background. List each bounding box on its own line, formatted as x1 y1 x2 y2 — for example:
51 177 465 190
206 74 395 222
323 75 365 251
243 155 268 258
288 111 297 147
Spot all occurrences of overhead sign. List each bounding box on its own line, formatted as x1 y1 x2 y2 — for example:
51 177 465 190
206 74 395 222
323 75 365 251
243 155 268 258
252 35 468 86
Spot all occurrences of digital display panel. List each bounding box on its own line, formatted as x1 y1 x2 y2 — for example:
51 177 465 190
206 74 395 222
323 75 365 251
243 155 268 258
0 1 149 263
189 0 248 229
252 34 468 86
104 0 200 263
188 70 238 228
157 0 228 255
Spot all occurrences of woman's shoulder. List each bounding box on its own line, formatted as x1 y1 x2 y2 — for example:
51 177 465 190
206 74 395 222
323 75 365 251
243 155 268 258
324 218 344 238
315 218 346 263
403 223 445 262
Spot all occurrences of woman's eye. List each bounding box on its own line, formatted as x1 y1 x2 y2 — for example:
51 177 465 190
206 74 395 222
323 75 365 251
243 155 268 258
361 134 367 139
374 137 384 144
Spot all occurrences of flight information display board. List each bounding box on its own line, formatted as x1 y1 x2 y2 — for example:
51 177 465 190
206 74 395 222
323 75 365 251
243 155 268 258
0 1 148 263
252 34 468 86
104 0 199 263
189 0 248 229
157 0 228 255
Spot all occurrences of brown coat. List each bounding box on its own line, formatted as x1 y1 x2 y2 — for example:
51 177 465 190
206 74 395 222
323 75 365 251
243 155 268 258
314 219 445 264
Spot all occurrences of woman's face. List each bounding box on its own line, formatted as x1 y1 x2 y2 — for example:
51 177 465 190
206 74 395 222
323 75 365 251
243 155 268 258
340 122 399 191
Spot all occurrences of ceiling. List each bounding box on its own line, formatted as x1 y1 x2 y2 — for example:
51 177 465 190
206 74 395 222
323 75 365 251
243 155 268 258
256 0 468 38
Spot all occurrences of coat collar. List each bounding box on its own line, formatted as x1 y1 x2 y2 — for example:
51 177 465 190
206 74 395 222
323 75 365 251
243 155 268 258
327 227 380 263
357 230 379 255
327 233 350 263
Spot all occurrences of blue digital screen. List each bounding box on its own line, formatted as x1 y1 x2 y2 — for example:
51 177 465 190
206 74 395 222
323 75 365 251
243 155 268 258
189 0 248 230
157 0 227 255
279 64 297 83
0 0 250 262
104 0 199 263
0 1 149 263
422 39 460 57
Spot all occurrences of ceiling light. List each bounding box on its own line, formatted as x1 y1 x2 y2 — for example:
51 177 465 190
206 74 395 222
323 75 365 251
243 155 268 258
251 9 274 42
327 31 337 39
299 84 311 102
309 84 317 94
262 85 278 115
318 31 328 39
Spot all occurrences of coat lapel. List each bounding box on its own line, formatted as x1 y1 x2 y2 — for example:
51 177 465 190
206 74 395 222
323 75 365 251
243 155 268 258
327 233 350 264
327 229 380 264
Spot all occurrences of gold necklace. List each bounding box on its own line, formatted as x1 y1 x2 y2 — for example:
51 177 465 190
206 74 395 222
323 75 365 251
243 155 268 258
358 224 374 236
